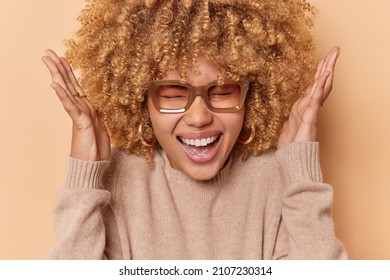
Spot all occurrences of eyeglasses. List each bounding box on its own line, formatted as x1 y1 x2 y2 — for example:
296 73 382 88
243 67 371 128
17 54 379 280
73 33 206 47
147 79 249 113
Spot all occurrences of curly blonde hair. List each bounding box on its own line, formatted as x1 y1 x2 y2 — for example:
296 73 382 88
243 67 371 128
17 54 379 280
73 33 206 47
66 0 317 163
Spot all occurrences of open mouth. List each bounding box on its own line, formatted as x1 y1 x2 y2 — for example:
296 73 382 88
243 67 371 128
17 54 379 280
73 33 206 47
178 134 222 162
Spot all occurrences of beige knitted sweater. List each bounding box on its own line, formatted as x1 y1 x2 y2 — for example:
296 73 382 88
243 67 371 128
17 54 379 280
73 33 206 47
47 142 347 259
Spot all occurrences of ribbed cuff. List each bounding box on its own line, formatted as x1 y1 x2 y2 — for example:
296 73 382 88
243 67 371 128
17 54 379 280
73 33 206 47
276 142 323 185
65 157 110 189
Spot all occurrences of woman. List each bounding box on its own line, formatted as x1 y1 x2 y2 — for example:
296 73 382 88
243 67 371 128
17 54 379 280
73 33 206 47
43 0 346 259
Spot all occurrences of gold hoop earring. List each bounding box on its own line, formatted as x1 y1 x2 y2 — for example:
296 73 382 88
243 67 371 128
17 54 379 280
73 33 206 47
138 123 156 147
238 125 255 145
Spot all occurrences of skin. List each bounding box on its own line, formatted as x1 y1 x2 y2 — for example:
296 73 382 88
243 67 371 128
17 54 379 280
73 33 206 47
42 46 340 180
277 47 340 148
42 49 110 162
147 58 245 180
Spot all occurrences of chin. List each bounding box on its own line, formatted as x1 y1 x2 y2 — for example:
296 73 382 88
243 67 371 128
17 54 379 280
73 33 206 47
182 162 223 181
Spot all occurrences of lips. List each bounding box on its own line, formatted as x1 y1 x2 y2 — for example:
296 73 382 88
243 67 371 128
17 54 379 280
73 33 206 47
177 133 222 163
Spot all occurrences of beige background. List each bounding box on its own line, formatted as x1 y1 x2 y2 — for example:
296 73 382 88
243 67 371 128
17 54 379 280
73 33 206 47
0 0 389 259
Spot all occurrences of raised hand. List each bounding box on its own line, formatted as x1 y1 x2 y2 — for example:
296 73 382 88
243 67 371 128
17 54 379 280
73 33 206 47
42 49 110 161
277 47 340 149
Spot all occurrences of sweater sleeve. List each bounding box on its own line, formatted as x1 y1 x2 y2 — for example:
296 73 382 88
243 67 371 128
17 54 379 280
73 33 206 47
46 157 111 259
274 142 347 260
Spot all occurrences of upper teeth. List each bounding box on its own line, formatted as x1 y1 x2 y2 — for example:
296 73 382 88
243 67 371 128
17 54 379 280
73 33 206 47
181 136 218 147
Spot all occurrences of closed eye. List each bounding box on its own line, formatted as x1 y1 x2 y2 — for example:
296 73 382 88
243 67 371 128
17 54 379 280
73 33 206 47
208 84 240 98
161 94 187 99
158 85 189 99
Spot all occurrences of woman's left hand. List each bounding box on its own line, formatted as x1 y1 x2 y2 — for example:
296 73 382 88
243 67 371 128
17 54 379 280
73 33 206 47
277 47 340 149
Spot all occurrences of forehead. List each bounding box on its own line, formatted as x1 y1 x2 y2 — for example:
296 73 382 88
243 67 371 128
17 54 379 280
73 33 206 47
162 58 222 86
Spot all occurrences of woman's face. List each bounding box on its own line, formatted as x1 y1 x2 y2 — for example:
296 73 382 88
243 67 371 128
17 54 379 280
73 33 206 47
147 58 245 181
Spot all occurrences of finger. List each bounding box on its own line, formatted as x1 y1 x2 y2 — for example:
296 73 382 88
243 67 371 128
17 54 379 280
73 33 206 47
309 49 333 93
59 57 86 96
316 48 339 102
310 47 340 97
319 47 339 82
321 47 338 70
42 55 66 87
51 82 83 122
310 70 330 111
58 56 98 115
43 56 79 104
43 50 70 91
314 58 325 81
307 58 325 96
45 49 78 95
323 47 340 94
317 50 332 81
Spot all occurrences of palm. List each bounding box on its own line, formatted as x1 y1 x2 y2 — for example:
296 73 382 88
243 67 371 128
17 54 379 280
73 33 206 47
277 47 340 149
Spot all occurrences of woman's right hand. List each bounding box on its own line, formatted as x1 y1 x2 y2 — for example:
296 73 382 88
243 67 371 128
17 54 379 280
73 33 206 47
42 49 110 161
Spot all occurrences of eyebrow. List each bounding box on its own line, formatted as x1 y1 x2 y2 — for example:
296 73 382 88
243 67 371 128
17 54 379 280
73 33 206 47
157 80 220 86
159 84 188 90
208 84 238 91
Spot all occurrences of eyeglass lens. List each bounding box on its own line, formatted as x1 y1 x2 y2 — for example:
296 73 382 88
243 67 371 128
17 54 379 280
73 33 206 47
155 84 242 110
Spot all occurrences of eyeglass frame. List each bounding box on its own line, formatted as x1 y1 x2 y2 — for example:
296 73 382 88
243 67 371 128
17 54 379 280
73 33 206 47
147 79 249 113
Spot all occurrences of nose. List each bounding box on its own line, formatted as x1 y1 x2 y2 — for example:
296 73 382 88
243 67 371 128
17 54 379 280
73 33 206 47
182 96 213 128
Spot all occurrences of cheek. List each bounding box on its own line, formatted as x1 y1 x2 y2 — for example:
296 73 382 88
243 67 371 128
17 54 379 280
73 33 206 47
225 111 245 136
148 100 181 142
